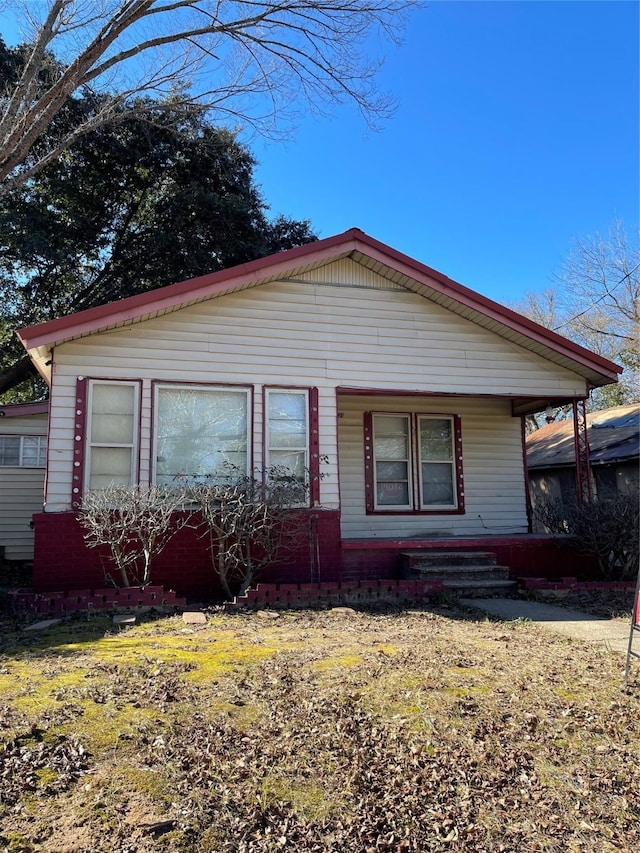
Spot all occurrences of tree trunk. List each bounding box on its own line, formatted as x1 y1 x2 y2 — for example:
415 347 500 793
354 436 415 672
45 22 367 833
0 355 37 395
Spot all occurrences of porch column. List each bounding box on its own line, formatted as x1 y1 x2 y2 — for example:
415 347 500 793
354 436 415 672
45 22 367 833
572 398 592 503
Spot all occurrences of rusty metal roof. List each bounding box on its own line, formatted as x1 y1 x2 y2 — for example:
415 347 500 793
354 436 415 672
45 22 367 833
526 404 640 469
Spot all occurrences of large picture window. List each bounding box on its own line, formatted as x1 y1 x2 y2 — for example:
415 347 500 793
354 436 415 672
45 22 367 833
154 384 250 485
86 381 139 490
365 412 464 513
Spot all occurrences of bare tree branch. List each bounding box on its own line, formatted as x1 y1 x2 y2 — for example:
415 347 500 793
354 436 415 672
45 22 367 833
1 0 418 196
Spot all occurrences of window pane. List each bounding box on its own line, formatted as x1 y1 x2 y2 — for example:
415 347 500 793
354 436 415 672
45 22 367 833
377 481 410 506
21 436 45 467
0 436 20 466
375 435 408 460
269 392 307 449
420 419 453 461
89 448 132 489
156 387 248 484
421 462 454 506
91 384 135 443
376 461 408 481
269 450 306 477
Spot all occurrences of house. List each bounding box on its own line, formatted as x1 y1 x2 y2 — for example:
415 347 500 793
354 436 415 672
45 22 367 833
17 229 621 598
0 401 48 562
527 404 639 518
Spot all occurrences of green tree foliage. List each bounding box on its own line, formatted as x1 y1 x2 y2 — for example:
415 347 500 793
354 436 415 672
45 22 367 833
0 1 415 196
0 75 316 402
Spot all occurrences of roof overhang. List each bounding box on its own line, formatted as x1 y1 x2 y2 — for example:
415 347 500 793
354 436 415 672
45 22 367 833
18 228 622 394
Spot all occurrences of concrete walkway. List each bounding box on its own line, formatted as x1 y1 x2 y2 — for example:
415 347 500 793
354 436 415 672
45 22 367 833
459 598 632 656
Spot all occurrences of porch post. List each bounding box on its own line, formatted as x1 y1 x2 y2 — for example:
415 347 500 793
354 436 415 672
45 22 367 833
572 398 592 503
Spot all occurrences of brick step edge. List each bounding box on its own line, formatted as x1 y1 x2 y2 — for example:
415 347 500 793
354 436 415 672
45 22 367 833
6 586 187 617
406 565 511 580
227 579 445 611
401 550 498 567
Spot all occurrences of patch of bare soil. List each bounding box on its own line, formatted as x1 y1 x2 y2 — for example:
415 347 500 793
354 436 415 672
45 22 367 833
0 607 638 852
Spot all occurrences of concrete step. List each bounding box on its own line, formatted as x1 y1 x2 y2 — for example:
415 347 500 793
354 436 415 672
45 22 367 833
401 550 498 568
442 579 518 597
408 564 511 581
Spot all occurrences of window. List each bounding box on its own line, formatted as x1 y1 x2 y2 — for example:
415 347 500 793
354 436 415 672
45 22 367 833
0 435 46 467
265 389 310 504
154 384 250 485
265 389 309 478
86 381 139 490
365 412 463 513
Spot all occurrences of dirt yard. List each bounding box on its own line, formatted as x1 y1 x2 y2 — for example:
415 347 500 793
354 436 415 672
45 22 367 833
0 601 638 852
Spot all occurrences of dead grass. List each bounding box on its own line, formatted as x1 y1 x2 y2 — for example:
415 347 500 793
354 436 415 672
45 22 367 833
0 604 638 852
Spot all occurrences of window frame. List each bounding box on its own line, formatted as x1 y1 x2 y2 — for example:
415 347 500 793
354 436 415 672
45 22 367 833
263 386 320 507
83 379 141 496
151 381 253 486
0 434 46 468
364 411 464 515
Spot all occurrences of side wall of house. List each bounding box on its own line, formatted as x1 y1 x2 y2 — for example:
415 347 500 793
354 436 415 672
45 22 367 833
0 413 47 560
43 264 588 516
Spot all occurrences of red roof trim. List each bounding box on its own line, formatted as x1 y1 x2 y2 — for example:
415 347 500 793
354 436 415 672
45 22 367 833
17 227 621 379
0 401 49 417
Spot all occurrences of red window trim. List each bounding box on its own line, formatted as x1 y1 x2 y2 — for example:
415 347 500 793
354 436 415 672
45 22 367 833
364 410 465 516
263 385 321 506
73 376 142 509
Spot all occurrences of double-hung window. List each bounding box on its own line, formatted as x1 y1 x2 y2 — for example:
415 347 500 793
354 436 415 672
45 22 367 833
153 384 250 485
0 435 46 467
86 381 139 490
265 388 310 504
365 412 463 513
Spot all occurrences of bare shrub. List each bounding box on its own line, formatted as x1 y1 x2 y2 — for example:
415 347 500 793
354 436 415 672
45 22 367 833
534 493 640 581
185 467 312 600
78 484 193 588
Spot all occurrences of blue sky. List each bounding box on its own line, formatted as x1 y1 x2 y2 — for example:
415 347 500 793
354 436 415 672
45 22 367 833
2 2 637 306
253 1 639 304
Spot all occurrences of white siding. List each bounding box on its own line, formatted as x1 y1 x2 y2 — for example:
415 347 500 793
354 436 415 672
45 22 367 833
0 414 47 560
45 275 585 512
337 395 527 539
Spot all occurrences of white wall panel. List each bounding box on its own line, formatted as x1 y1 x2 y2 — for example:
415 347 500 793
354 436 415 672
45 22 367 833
45 275 583 512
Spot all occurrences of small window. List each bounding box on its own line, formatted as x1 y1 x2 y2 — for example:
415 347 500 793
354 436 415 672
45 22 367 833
372 414 412 509
154 384 250 485
418 416 456 509
265 389 310 504
86 381 139 490
0 435 46 467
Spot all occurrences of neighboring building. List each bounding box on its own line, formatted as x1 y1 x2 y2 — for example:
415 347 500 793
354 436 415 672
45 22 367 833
17 229 621 597
0 401 48 561
527 404 639 517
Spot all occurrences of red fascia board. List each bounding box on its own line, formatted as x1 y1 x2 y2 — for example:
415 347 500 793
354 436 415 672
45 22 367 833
17 227 622 380
17 231 359 351
0 400 49 417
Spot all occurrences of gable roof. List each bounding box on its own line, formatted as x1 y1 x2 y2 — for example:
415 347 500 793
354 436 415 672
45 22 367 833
527 404 640 469
18 228 621 398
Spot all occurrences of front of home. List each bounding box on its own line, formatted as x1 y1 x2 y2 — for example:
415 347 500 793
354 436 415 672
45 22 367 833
18 230 621 597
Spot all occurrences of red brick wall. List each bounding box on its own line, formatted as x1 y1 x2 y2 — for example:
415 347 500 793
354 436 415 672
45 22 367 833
32 509 343 600
32 510 599 601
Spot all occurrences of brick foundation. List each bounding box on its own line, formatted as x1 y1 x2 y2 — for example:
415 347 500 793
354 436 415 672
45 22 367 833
32 510 601 602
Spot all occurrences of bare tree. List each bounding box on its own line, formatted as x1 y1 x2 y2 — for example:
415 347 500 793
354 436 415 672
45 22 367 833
512 221 640 411
0 0 416 197
78 483 193 588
